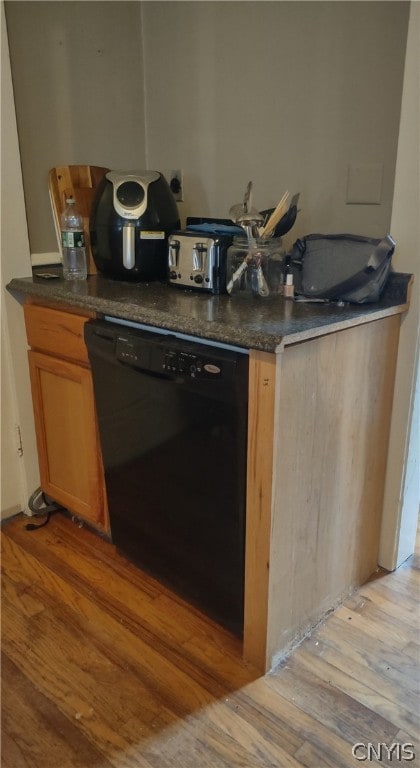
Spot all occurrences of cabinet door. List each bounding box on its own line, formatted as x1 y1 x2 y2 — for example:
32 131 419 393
28 350 108 530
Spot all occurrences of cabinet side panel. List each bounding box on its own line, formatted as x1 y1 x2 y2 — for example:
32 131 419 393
243 351 277 672
267 316 400 665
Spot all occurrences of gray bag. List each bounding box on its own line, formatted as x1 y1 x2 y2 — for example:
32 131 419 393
289 233 395 303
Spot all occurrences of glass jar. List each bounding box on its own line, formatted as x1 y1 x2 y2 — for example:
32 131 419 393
226 236 285 296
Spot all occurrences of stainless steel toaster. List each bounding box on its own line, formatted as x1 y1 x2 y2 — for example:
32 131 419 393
168 231 232 294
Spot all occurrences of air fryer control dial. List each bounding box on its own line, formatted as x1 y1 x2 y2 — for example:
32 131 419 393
106 170 160 220
116 181 145 208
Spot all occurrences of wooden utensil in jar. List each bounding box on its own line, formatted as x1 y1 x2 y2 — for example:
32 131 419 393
260 191 290 238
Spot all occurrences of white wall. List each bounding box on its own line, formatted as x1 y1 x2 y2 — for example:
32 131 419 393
142 1 409 246
1 3 39 517
1 317 22 518
379 1 420 569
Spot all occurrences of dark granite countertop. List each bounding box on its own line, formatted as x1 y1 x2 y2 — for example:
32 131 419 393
7 270 412 352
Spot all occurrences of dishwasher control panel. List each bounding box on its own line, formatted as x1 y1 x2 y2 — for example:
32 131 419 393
115 332 225 380
116 336 147 368
162 350 222 378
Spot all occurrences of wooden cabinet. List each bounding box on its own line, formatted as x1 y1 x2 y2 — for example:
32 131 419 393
19 296 405 673
24 303 109 532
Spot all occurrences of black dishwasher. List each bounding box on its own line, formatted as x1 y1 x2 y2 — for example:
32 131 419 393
84 319 249 634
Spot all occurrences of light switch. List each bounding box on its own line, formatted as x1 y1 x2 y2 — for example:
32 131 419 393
346 163 383 205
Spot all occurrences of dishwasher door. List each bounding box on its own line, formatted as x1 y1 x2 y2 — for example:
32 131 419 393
85 319 249 634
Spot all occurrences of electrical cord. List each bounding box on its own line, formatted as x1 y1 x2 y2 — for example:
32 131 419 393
25 487 65 531
26 514 54 531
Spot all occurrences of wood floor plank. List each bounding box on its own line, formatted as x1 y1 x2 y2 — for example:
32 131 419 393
299 629 419 735
119 715 234 768
294 739 346 768
221 687 304 758
3 595 302 768
395 729 419 752
178 706 306 768
403 641 420 661
239 678 363 768
1 533 254 706
265 657 400 747
2 596 174 768
1 536 234 712
320 613 420 696
52 513 244 655
345 592 420 644
362 576 420 618
1 653 114 768
3 518 249 688
2 512 419 768
295 645 419 737
1 520 297 766
334 603 418 649
1 573 45 618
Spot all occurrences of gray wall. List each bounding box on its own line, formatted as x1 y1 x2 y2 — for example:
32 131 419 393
6 1 409 258
5 1 145 256
143 2 409 242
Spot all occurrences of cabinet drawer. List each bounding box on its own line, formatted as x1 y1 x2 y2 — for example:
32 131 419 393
24 304 90 364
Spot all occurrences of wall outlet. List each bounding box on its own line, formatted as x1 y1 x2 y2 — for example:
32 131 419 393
164 169 184 202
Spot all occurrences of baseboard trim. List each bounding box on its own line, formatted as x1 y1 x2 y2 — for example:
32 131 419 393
1 503 22 521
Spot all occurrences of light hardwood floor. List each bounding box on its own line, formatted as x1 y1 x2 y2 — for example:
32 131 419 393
1 512 419 767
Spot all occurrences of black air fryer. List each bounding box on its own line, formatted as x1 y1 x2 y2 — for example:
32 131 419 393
90 171 180 281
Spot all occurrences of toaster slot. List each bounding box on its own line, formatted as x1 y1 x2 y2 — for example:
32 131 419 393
192 242 207 272
169 239 180 268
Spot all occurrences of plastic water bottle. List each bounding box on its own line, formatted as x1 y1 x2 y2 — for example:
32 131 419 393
60 197 87 280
